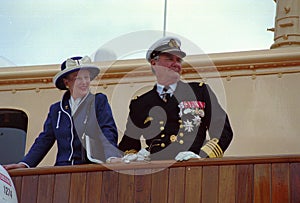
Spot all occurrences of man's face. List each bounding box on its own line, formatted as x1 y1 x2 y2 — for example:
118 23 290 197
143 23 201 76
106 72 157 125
154 53 182 73
63 69 91 99
151 53 183 85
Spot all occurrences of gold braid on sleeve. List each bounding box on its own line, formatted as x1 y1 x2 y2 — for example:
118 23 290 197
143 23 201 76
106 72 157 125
124 149 138 155
201 138 223 158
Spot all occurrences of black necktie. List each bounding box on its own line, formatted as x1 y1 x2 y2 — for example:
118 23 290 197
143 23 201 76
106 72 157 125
162 86 170 102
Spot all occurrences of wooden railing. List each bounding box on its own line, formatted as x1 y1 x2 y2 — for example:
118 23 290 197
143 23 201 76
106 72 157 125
8 155 300 203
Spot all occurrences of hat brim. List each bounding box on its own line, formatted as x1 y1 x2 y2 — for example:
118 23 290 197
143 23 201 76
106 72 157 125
53 65 100 90
147 48 186 62
161 48 186 58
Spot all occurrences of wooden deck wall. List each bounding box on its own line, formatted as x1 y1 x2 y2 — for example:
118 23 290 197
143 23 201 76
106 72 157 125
8 155 300 203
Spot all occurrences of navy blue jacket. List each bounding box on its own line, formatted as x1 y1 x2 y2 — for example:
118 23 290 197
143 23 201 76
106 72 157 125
119 81 233 160
21 91 119 167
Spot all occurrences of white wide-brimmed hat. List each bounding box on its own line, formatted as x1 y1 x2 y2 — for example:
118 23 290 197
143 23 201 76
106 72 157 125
53 56 100 90
146 36 186 62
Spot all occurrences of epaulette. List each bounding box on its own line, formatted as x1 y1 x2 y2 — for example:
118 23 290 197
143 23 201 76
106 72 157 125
132 96 139 100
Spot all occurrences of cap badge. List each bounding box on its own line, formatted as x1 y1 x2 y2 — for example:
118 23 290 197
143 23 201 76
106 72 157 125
168 39 179 48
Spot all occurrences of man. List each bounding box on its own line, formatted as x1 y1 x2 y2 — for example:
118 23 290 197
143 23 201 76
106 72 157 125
118 36 233 161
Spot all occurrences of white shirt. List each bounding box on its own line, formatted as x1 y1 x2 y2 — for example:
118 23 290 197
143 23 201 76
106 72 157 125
156 82 177 98
69 93 89 116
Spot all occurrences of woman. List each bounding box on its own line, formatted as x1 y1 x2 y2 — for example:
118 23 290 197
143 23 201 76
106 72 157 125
4 56 120 169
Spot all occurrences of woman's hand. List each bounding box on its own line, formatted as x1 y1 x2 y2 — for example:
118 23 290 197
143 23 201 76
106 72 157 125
3 163 27 170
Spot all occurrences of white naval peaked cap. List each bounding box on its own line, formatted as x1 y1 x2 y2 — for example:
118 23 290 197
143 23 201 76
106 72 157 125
146 36 186 62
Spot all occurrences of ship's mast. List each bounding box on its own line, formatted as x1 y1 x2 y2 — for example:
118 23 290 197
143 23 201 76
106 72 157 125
269 0 300 48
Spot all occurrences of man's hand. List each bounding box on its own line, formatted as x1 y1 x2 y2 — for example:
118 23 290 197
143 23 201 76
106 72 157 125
122 148 150 163
175 151 201 161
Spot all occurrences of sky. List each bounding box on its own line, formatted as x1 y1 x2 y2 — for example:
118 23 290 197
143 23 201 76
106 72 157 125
0 0 276 67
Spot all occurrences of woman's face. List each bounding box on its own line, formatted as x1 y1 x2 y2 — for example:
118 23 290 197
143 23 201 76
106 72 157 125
63 69 91 99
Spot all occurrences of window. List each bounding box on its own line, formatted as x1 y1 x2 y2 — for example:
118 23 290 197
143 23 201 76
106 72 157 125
0 109 28 164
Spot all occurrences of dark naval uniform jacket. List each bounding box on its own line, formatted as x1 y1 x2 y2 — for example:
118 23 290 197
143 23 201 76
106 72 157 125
118 81 233 160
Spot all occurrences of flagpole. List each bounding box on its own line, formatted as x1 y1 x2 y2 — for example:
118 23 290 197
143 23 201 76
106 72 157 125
163 0 167 37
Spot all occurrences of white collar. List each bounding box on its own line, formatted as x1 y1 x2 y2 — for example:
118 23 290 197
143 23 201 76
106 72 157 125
69 93 89 115
156 83 177 95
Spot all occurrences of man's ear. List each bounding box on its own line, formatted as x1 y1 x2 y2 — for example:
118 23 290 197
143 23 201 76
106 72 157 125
150 59 156 66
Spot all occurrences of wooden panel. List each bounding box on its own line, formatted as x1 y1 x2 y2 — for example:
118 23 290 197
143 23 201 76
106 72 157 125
118 170 135 203
219 165 236 203
69 172 87 203
236 164 253 203
37 174 55 203
185 166 202 203
151 168 168 203
85 171 102 203
20 175 38 203
168 167 185 203
53 173 71 203
134 169 152 203
11 176 22 202
290 163 300 203
272 163 289 203
8 155 300 177
254 164 271 203
101 170 119 203
7 156 300 203
202 165 219 203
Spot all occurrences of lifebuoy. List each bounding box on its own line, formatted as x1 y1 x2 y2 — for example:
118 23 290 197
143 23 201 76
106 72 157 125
0 165 18 203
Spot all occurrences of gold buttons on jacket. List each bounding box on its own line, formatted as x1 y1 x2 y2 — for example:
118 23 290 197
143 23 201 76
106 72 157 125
170 135 177 142
159 120 165 131
156 118 187 147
